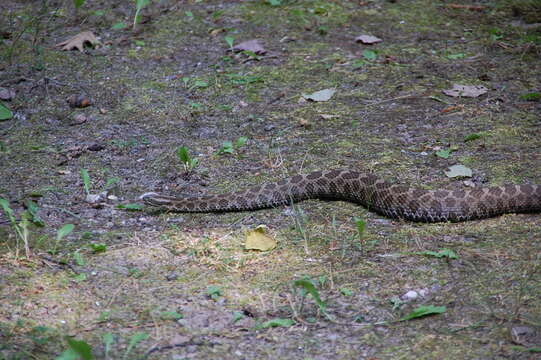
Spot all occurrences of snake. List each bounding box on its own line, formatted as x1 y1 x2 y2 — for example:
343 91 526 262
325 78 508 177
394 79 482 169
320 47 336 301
140 169 541 223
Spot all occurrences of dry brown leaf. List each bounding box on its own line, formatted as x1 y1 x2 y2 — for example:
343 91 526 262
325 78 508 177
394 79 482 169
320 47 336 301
233 39 267 55
355 34 382 44
56 31 100 52
442 84 488 98
245 226 276 251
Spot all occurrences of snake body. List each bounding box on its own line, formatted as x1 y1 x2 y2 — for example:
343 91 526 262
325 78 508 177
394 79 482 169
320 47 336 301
141 169 541 222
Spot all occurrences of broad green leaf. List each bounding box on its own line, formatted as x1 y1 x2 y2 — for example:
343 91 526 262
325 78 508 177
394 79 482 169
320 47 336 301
464 133 482 142
192 80 208 88
135 0 150 11
0 197 17 223
112 22 127 30
185 11 194 18
117 203 143 211
232 311 244 323
207 285 222 300
65 337 93 360
105 177 120 189
73 273 87 282
416 249 458 259
447 53 465 60
73 0 85 9
261 318 294 328
219 141 234 154
80 169 91 195
340 288 354 296
57 224 75 242
159 311 183 320
445 164 472 178
294 279 326 310
399 305 446 321
224 35 235 48
362 49 377 61
0 102 13 121
435 149 451 159
89 243 107 253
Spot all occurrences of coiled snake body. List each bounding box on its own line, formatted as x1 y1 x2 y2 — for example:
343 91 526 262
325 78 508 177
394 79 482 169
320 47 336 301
141 169 541 223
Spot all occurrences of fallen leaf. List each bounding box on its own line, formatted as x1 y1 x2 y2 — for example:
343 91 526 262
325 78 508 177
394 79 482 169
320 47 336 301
245 225 276 251
67 94 92 108
0 87 15 100
302 88 336 102
445 164 472 178
56 31 100 52
399 305 446 321
232 39 267 55
355 34 382 44
0 102 13 121
442 84 488 98
320 114 339 119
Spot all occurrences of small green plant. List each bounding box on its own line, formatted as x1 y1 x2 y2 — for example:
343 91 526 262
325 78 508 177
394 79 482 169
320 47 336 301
224 35 235 50
216 137 248 155
362 49 377 61
259 318 294 328
80 169 91 195
0 197 31 258
464 132 482 142
133 0 151 31
57 337 94 360
176 146 199 172
414 248 458 259
293 278 327 313
520 92 541 101
51 224 75 255
207 285 222 300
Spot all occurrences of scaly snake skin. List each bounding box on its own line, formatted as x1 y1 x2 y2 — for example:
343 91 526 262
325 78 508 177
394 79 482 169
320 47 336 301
140 169 541 222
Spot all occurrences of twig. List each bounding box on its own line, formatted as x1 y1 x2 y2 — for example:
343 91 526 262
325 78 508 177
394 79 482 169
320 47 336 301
143 339 219 359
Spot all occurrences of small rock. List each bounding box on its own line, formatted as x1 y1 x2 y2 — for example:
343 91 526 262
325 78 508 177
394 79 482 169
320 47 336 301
402 290 418 301
85 194 102 204
71 113 87 125
166 273 178 281
107 194 118 201
87 143 104 151
463 180 475 187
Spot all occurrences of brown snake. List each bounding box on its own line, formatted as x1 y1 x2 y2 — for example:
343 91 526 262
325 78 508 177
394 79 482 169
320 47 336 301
140 169 541 223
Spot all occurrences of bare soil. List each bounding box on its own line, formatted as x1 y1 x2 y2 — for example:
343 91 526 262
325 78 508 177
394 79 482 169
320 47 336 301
1 0 540 359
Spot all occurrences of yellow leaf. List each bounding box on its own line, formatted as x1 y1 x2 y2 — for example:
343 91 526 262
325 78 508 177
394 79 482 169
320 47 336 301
245 226 276 251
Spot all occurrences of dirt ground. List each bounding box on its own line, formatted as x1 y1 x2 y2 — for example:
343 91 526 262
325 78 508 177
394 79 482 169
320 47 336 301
1 0 540 359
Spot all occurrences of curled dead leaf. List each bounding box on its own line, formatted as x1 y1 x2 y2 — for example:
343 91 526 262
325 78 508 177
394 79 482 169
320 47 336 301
355 34 382 44
232 39 267 55
56 31 100 52
442 84 488 98
67 94 92 108
245 225 276 251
